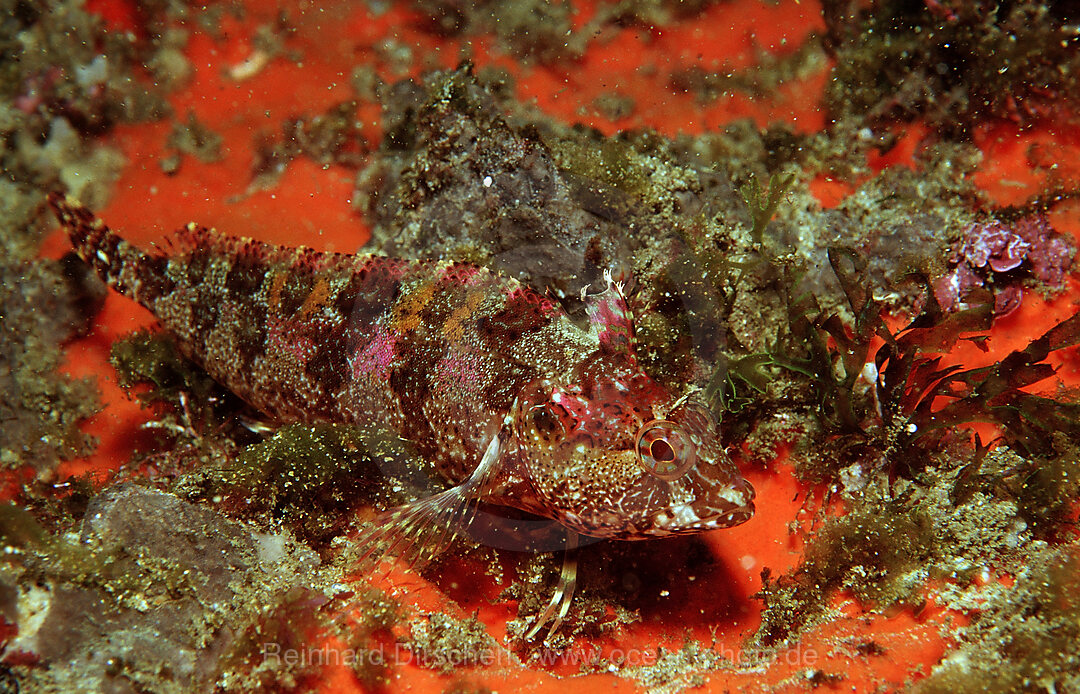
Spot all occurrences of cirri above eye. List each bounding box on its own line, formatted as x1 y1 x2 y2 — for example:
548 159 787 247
635 420 696 481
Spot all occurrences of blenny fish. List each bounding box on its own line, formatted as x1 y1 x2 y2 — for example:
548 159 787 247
49 192 755 637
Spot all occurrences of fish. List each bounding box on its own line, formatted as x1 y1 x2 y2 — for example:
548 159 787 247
48 192 755 638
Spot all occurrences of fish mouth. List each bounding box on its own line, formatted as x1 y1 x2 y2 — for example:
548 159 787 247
643 476 756 535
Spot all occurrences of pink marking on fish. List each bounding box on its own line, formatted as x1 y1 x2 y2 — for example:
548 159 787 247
350 321 398 380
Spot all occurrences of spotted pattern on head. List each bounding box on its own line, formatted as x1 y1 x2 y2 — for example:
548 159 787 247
509 352 755 538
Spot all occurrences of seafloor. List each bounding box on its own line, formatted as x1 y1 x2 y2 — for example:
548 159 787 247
1 0 1079 692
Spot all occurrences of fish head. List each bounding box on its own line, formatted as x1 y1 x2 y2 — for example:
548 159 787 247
510 354 755 539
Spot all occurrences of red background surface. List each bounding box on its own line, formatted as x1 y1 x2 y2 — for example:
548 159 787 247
38 0 1080 690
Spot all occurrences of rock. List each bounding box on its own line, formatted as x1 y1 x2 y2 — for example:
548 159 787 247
7 484 322 693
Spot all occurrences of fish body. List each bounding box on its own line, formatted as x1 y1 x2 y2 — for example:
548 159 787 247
49 193 754 541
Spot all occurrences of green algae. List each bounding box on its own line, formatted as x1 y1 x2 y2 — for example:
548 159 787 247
618 639 727 694
0 502 120 588
736 242 1080 672
161 110 224 173
404 611 503 674
0 0 206 482
250 98 368 191
916 545 1080 694
0 251 102 478
751 497 936 650
219 585 402 693
412 0 728 66
822 0 1080 134
111 331 226 411
195 422 439 545
740 172 796 249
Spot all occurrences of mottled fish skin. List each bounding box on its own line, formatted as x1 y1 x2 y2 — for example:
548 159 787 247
49 193 755 539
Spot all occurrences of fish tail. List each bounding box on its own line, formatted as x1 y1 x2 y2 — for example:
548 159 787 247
48 192 170 309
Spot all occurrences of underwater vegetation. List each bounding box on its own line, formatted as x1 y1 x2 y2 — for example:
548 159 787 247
821 0 1080 134
0 0 1078 692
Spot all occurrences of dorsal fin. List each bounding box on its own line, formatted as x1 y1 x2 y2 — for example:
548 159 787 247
159 220 225 254
159 219 382 280
160 222 295 269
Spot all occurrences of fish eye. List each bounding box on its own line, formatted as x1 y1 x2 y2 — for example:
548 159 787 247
529 402 570 443
635 420 696 481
